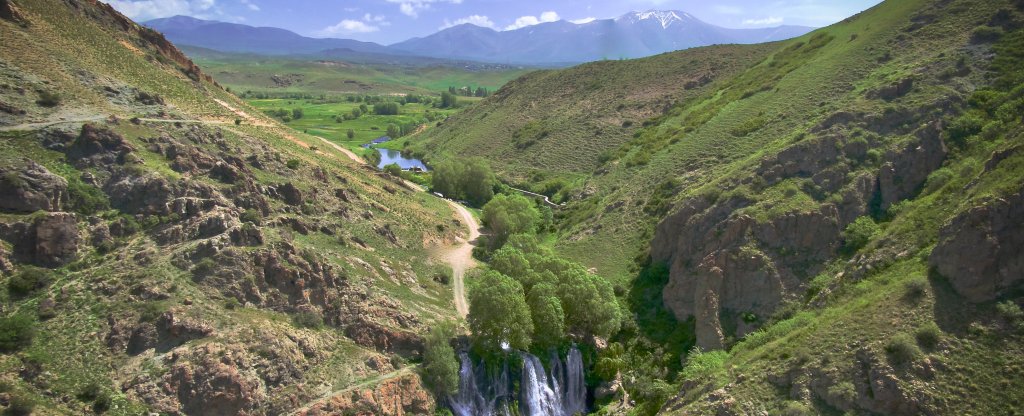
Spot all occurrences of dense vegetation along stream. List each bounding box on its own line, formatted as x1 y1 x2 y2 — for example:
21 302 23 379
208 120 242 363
375 148 429 171
449 346 586 416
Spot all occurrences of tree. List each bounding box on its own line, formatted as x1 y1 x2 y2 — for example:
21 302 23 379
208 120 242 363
374 102 400 116
482 194 540 249
556 265 621 339
421 322 461 397
490 246 532 281
440 91 457 108
461 158 496 205
0 314 35 352
431 160 463 199
527 283 565 350
384 163 403 176
387 123 400 138
292 108 304 120
469 271 533 353
346 129 355 139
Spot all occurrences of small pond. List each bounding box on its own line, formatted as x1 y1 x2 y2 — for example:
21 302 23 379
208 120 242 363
376 148 429 171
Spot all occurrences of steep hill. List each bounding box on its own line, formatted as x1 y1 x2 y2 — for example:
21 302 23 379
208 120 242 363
0 0 463 414
390 11 813 65
412 0 1024 413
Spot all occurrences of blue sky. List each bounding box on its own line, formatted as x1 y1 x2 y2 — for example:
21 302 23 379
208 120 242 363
109 0 883 45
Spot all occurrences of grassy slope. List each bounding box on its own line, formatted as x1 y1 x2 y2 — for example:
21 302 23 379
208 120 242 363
0 0 461 413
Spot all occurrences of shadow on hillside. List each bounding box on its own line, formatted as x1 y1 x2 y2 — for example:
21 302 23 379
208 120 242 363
618 261 695 374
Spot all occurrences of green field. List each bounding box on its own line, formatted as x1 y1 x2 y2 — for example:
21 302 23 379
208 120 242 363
188 49 531 97
245 97 480 157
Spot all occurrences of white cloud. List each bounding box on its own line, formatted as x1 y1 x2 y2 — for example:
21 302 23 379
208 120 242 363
240 0 259 11
714 5 742 15
570 17 596 24
108 0 216 20
320 19 380 35
504 11 559 31
441 14 496 30
742 16 784 26
386 0 462 18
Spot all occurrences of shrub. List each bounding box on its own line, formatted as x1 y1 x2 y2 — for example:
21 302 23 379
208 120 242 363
92 390 112 413
36 91 61 107
827 381 857 405
139 302 165 322
0 314 35 352
224 298 241 310
191 257 217 277
971 25 1004 43
346 129 355 139
78 381 102 402
996 301 1024 330
946 113 985 146
679 348 729 382
383 163 403 176
885 333 922 365
240 209 262 224
915 322 942 349
234 118 242 126
286 159 301 170
421 322 459 396
292 311 324 329
7 267 51 297
903 277 928 302
6 393 35 416
781 402 814 416
841 216 880 253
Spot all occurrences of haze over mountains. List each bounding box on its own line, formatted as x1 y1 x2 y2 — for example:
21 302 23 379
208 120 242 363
145 12 814 65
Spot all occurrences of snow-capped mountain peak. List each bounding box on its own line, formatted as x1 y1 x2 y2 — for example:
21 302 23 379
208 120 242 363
618 10 691 29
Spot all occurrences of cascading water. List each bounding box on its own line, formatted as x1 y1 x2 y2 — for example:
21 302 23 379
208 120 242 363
449 353 513 416
449 346 586 416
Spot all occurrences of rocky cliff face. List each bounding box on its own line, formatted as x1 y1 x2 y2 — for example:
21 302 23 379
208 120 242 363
930 187 1024 303
652 107 953 349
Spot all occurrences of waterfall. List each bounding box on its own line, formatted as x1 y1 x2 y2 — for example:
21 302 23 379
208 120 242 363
562 347 586 416
520 345 587 416
449 346 586 416
449 353 514 416
521 353 563 415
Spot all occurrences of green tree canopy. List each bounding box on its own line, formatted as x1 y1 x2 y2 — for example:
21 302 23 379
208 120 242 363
557 265 621 339
482 194 540 249
527 282 566 350
421 321 461 397
469 271 533 353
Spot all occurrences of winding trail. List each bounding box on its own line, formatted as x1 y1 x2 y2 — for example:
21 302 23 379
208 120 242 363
311 134 478 317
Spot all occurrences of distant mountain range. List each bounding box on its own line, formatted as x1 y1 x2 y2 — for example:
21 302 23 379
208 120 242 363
145 12 814 65
145 15 400 56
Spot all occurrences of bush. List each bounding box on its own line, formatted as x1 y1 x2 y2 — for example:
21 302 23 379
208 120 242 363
383 163 403 176
6 393 35 416
67 179 109 215
240 209 262 224
421 322 460 396
781 402 814 416
972 25 1004 43
885 333 922 365
903 277 928 302
946 113 985 146
7 267 51 297
286 159 301 170
78 381 102 402
0 314 35 352
915 322 942 349
36 91 61 107
841 216 880 253
92 390 112 413
679 348 729 382
996 301 1024 330
292 311 324 329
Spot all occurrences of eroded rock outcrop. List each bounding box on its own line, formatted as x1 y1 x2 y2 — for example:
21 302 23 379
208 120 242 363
297 373 434 416
0 212 80 267
929 188 1024 302
0 161 67 213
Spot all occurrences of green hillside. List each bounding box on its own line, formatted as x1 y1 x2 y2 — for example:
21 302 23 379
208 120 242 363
0 0 462 414
412 0 1024 413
